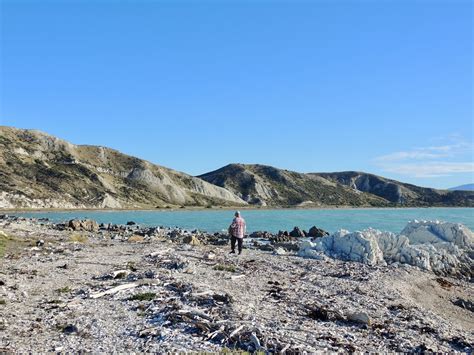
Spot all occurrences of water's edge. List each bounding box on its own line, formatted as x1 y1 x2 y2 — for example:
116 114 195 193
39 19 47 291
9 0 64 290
9 208 474 234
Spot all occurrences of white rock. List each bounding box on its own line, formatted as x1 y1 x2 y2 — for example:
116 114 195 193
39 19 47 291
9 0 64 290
299 220 473 277
273 247 286 255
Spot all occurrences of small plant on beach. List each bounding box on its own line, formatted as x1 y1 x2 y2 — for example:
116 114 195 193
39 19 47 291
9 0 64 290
128 235 145 243
128 292 156 301
214 264 236 273
0 231 30 258
70 234 88 243
56 286 71 294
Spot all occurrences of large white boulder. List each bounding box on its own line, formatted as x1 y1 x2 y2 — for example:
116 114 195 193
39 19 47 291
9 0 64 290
299 220 473 278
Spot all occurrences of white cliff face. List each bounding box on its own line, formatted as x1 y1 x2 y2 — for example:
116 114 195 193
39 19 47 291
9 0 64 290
299 220 474 278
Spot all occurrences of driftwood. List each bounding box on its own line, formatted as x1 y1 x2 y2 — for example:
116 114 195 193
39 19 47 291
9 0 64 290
229 325 245 338
112 270 130 279
90 282 139 299
89 279 160 299
177 308 214 322
250 332 263 351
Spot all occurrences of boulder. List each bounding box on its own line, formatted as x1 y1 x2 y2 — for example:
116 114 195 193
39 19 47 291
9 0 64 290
183 235 200 245
126 221 136 226
298 221 474 278
273 242 299 252
346 311 371 325
68 219 99 232
273 247 287 255
308 226 329 238
249 231 273 239
289 227 305 238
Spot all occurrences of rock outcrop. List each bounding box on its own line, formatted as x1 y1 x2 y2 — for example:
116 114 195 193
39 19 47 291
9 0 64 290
299 221 474 278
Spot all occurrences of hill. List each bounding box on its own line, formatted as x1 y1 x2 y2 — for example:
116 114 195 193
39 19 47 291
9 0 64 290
449 184 474 191
0 126 246 209
1 126 472 209
199 164 474 207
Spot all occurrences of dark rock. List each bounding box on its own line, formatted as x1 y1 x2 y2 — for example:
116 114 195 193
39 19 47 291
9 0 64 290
452 298 474 312
249 231 273 239
126 221 136 226
289 227 305 238
36 240 45 247
62 324 78 334
272 242 299 252
308 226 329 238
256 244 274 252
54 223 67 231
307 305 330 321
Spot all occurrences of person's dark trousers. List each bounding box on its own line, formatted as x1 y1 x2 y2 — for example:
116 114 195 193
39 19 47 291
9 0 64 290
231 236 243 254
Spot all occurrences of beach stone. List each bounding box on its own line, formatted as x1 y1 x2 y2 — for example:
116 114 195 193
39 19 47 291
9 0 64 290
346 311 371 325
273 242 299 252
290 227 305 238
274 247 286 255
183 235 200 245
126 221 136 226
249 231 273 239
68 219 99 232
308 226 329 238
62 324 79 334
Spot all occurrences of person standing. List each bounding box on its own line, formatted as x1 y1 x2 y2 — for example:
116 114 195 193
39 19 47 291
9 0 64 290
228 211 246 255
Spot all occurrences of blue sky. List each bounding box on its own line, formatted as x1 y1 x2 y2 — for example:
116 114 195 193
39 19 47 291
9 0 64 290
1 0 472 189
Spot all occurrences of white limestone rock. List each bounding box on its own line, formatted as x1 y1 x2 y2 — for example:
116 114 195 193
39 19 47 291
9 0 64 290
299 220 473 277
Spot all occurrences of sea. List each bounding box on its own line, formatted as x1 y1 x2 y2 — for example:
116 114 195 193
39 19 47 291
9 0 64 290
13 208 474 234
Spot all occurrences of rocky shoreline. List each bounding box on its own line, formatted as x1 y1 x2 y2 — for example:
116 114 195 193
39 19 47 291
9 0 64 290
0 215 473 352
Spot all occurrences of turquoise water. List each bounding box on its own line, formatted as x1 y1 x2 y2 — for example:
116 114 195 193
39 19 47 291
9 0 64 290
13 208 474 234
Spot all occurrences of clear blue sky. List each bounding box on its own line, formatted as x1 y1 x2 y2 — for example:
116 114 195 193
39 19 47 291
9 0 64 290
1 0 472 189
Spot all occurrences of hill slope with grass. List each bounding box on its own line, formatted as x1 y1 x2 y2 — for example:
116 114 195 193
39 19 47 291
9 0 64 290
0 126 246 209
199 164 474 207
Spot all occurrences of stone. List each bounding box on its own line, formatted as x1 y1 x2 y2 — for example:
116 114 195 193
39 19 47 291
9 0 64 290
183 235 200 245
68 219 99 232
36 240 45 247
308 226 329 238
289 227 305 238
272 242 299 252
346 311 371 325
204 251 216 260
126 221 136 226
249 231 273 239
62 324 79 334
273 247 286 255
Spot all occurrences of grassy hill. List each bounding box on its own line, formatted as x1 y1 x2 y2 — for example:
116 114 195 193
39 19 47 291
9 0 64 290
0 126 246 209
199 164 474 207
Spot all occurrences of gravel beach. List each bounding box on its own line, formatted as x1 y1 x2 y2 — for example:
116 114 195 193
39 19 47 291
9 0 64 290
0 216 472 353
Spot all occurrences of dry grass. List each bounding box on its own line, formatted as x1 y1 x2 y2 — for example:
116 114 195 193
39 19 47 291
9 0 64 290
70 234 89 243
0 231 31 258
128 235 145 243
214 264 237 273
